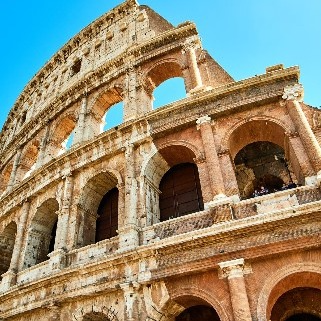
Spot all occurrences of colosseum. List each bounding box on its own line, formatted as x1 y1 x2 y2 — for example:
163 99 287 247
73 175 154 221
0 0 321 320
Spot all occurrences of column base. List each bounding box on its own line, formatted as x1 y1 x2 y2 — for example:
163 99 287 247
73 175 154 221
48 249 66 271
117 225 140 252
204 194 239 209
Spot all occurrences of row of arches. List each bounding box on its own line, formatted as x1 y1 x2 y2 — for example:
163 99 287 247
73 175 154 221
0 74 187 196
0 141 300 275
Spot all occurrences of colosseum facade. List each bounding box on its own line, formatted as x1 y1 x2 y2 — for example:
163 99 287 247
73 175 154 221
0 1 321 320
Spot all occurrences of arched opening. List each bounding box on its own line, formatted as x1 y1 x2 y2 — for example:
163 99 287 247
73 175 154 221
0 222 17 278
17 140 40 181
144 61 185 109
143 144 204 225
153 77 186 109
56 117 76 155
23 198 59 269
63 130 75 150
91 87 123 135
159 163 203 221
270 287 321 321
176 305 221 321
49 115 76 158
96 187 119 242
102 101 123 132
78 172 119 247
0 162 13 195
234 141 296 199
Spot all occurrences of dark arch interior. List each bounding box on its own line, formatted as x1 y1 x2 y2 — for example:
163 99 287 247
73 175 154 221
176 305 220 321
286 313 321 321
96 187 119 242
234 141 296 199
271 287 321 321
159 162 203 221
48 219 58 253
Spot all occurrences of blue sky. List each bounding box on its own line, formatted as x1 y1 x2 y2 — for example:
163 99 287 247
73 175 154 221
0 0 320 130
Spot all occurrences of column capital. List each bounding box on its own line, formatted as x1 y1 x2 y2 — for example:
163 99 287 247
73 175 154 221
282 84 304 102
196 115 212 129
218 258 252 279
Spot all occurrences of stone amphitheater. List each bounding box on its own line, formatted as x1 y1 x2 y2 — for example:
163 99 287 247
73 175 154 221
0 1 321 320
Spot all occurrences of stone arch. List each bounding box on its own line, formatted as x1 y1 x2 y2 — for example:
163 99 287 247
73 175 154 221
270 287 321 321
257 262 321 321
141 140 202 185
77 170 122 247
223 117 289 159
89 84 124 135
143 58 186 99
48 112 77 157
141 141 204 226
158 287 229 321
224 118 300 198
0 221 17 277
16 139 40 182
0 160 13 195
72 304 119 321
23 198 59 269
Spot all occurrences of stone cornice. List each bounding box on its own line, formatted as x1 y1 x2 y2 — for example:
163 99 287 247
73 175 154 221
149 202 321 279
147 66 299 135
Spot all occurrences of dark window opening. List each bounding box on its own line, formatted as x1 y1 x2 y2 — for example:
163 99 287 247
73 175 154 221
71 59 82 76
159 163 204 221
96 187 119 242
48 219 58 254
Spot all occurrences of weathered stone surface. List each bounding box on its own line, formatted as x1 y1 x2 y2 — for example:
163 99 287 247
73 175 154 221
0 1 321 321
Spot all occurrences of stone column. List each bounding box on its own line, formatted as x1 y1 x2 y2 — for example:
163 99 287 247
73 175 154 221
7 147 22 191
219 149 240 199
185 43 203 91
118 143 139 251
286 132 314 183
196 115 226 199
124 65 138 122
1 200 31 291
218 258 252 321
283 84 321 174
55 173 74 250
73 94 88 145
35 123 51 169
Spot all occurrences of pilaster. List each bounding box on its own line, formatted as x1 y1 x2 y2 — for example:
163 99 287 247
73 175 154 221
119 143 139 251
196 115 226 199
73 93 88 145
218 258 252 321
283 84 321 175
55 173 74 250
7 148 22 191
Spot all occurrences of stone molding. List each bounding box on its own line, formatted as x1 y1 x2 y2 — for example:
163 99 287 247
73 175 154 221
218 258 252 279
282 83 304 102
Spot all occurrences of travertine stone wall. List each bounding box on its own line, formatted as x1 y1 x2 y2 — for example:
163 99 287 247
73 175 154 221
1 1 321 320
